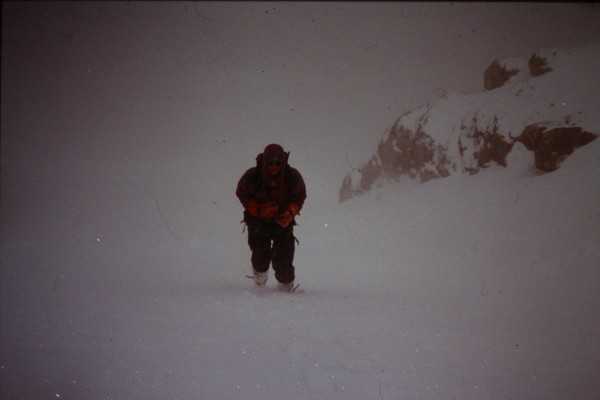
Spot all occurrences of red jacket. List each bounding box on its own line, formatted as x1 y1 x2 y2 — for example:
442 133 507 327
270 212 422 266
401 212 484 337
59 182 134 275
236 144 306 223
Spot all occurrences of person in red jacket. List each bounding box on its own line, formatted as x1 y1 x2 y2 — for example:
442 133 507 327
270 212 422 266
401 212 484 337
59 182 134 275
236 144 307 292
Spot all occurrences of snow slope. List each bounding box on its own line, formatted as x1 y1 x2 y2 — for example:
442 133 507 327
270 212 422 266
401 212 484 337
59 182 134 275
2 135 599 400
341 44 600 199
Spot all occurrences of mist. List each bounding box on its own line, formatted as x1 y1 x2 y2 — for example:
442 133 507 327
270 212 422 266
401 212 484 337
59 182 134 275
3 2 600 205
2 2 599 399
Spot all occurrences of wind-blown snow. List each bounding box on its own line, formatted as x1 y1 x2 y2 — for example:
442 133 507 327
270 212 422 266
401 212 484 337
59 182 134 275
1 3 600 400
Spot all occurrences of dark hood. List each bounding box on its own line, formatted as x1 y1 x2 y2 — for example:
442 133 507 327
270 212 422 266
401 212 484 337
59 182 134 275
260 143 288 186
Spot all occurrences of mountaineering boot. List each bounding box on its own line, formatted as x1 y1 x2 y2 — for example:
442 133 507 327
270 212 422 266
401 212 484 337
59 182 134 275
277 281 294 293
253 270 268 287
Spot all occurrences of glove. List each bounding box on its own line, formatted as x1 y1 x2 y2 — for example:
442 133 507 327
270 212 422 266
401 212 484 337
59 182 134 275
258 201 279 219
285 202 300 217
275 211 293 227
246 199 259 216
274 203 300 227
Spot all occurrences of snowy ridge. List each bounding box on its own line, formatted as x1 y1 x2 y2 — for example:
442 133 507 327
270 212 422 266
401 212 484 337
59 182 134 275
340 44 600 201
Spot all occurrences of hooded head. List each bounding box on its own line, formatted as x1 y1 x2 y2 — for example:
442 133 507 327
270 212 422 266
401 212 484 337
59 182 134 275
260 143 288 185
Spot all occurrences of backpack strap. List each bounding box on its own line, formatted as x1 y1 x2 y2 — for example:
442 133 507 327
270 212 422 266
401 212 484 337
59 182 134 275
247 153 262 186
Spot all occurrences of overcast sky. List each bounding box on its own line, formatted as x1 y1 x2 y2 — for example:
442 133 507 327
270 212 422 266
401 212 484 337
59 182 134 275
2 2 600 204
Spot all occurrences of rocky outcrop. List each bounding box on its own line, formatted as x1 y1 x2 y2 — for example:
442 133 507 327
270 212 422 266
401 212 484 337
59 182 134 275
339 45 599 202
340 120 596 202
528 52 554 77
377 121 452 182
519 125 597 171
484 59 519 90
483 51 555 91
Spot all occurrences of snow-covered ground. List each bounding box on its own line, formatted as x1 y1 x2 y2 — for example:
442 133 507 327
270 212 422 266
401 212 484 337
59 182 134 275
2 137 599 400
2 3 600 400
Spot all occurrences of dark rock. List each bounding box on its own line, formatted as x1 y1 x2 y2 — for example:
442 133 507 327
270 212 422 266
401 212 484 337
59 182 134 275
377 121 451 182
518 125 597 171
463 119 513 173
484 59 519 90
338 120 454 201
528 53 553 77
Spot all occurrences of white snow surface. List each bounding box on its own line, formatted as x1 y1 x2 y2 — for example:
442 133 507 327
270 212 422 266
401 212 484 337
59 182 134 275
2 3 600 400
4 139 600 400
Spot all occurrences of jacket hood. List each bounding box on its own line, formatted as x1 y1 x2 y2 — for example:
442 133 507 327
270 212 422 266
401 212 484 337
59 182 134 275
260 143 288 186
262 144 287 165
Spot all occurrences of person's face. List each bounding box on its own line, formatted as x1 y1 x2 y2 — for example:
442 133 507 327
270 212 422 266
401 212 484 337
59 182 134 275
267 158 282 176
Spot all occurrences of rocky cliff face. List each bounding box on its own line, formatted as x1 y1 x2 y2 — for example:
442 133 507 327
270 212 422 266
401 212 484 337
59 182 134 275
339 45 599 202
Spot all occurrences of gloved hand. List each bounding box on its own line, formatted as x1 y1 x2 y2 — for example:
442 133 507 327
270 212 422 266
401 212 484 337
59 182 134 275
258 201 279 219
275 211 293 227
246 199 259 216
274 203 300 227
285 202 300 217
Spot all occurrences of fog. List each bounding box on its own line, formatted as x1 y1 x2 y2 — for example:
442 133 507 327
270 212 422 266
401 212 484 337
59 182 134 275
3 3 600 204
2 2 600 399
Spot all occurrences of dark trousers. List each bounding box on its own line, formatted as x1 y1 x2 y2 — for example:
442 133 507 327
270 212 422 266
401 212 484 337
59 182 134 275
248 227 295 284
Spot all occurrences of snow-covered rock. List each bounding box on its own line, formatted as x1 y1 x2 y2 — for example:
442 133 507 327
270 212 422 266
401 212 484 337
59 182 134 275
339 44 600 202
